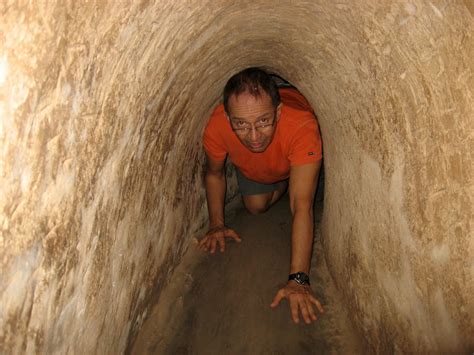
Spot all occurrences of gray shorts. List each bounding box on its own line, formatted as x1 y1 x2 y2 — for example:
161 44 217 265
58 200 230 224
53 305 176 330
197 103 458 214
235 167 282 196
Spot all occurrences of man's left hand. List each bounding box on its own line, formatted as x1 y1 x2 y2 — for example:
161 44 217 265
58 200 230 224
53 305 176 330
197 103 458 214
270 281 324 324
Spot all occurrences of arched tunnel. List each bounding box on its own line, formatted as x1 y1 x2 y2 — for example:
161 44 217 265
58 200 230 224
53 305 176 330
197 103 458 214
1 1 473 353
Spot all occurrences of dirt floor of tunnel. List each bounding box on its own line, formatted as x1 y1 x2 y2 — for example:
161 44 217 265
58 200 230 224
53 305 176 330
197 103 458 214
132 194 365 354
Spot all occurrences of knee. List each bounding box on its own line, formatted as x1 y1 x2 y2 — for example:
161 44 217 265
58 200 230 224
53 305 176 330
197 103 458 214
245 204 268 215
243 198 270 215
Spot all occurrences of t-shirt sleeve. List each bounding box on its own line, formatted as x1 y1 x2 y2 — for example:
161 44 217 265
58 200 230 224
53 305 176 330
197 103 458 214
203 115 227 161
288 118 323 166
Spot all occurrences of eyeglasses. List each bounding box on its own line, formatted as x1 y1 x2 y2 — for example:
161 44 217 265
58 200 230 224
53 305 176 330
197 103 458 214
230 112 277 136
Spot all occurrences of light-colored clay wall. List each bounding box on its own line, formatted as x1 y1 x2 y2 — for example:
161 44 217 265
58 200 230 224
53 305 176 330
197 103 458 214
0 1 472 353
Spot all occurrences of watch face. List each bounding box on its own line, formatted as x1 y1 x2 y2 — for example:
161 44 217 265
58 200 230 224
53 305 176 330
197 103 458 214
297 273 309 283
289 272 310 285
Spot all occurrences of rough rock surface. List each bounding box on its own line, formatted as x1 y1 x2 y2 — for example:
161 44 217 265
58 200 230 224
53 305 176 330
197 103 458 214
0 1 472 353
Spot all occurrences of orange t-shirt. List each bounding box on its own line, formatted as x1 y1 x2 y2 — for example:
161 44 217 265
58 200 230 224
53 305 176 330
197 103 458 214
203 88 322 184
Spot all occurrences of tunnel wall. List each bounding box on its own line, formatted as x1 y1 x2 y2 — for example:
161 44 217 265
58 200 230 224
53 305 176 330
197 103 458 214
0 2 222 352
1 1 472 353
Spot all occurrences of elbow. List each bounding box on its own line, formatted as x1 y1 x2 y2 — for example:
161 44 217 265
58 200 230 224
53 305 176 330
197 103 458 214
205 169 225 182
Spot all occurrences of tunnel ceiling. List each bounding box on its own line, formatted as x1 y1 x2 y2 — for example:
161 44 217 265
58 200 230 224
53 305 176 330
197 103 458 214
0 0 473 353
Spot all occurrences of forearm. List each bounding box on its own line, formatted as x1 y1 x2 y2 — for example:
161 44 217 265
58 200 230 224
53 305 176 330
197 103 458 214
289 208 314 274
205 172 226 227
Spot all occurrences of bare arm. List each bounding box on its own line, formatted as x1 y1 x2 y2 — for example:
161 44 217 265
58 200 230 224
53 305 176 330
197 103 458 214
199 154 241 253
270 160 324 324
288 160 322 274
205 154 226 228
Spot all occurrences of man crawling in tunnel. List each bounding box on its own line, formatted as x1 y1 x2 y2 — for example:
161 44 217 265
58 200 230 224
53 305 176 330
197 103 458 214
198 67 324 325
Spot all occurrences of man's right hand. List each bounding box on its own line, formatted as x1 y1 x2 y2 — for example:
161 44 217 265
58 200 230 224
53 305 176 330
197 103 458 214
198 225 242 254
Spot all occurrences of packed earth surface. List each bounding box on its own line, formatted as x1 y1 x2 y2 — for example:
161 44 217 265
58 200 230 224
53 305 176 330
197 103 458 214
132 194 366 354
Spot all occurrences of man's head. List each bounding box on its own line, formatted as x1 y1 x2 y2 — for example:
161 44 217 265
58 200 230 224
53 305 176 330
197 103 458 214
223 68 282 153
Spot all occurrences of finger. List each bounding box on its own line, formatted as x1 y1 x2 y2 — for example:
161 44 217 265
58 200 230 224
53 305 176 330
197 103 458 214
306 299 318 321
204 238 211 251
289 298 300 324
210 238 217 254
218 236 226 252
309 296 325 314
270 290 285 308
299 299 312 324
226 229 242 242
203 237 211 249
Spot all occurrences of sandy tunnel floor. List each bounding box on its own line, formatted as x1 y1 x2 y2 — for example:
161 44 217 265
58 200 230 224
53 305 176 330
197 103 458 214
132 194 365 354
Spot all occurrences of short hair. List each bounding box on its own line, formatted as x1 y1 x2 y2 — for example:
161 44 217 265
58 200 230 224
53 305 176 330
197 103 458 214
223 67 281 115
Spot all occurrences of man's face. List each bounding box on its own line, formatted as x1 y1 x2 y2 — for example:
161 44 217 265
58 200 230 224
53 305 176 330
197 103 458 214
227 91 281 153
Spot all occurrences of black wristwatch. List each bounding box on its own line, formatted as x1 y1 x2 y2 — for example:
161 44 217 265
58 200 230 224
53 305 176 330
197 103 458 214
288 272 310 285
